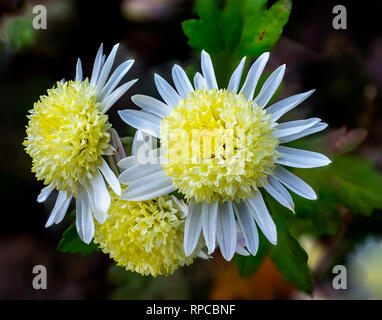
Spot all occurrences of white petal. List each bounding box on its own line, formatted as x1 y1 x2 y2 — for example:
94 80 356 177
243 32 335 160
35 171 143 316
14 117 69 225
272 165 317 200
235 233 251 256
172 64 194 98
233 201 259 255
120 170 175 201
193 72 206 90
87 171 111 224
37 184 53 203
132 129 144 156
76 185 94 244
266 89 315 122
216 201 237 261
45 191 71 227
131 94 171 118
227 57 246 94
102 79 138 113
276 146 331 168
118 156 137 170
202 201 218 254
198 250 211 260
154 74 180 106
90 44 104 85
201 50 218 89
184 198 203 256
53 194 72 225
82 205 95 244
119 163 163 184
99 59 134 101
99 158 121 195
75 198 83 241
96 43 119 92
75 58 83 82
246 192 277 245
171 196 188 218
118 109 161 137
273 118 320 138
100 54 106 71
235 244 250 256
264 175 294 212
109 128 126 162
279 122 328 144
254 64 285 107
131 129 157 157
239 52 269 101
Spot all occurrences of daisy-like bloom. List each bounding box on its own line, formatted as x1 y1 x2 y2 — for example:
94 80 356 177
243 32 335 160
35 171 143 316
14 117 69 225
94 130 202 277
93 189 198 277
24 44 137 243
118 50 331 261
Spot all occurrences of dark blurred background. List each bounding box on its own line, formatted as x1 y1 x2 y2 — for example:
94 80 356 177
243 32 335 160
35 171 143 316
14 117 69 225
0 0 381 299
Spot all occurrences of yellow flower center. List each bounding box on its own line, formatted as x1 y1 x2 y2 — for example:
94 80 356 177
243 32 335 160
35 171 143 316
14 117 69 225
24 80 112 195
160 89 279 203
94 191 196 277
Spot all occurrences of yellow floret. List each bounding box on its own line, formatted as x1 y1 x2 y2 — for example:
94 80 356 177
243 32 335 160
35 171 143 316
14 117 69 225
94 192 196 277
160 88 279 203
24 80 112 195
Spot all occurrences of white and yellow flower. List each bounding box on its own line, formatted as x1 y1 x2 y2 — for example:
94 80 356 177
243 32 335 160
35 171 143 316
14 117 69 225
118 50 331 260
24 44 136 243
95 130 208 277
94 189 197 277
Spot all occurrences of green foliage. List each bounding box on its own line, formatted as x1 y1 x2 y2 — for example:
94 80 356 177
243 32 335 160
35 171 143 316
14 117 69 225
182 0 292 85
293 155 382 220
269 225 314 294
57 223 99 257
267 196 314 294
5 15 36 51
234 131 382 291
328 156 382 215
240 0 292 57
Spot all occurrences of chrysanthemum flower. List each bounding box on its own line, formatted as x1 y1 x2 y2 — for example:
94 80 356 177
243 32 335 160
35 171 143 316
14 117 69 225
118 51 331 260
24 44 137 243
94 189 198 277
94 130 201 276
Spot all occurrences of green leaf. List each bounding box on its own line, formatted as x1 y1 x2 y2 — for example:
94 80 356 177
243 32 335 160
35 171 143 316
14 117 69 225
182 0 225 54
182 0 292 85
290 165 341 237
239 0 292 57
5 16 36 51
266 196 314 294
234 232 268 277
293 187 341 237
57 224 99 257
286 133 382 231
328 156 382 216
292 155 382 219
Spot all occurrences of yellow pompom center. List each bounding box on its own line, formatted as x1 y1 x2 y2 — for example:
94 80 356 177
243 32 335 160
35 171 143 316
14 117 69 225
94 192 196 277
160 89 279 203
24 80 112 195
